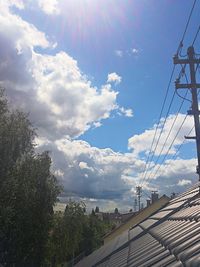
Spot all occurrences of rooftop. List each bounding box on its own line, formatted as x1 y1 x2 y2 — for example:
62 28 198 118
75 183 200 267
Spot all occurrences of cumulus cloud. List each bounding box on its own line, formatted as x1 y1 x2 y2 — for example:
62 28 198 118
128 114 194 156
0 2 140 206
38 0 60 15
115 48 140 58
0 2 132 141
0 1 198 210
115 50 123 57
107 72 122 85
33 53 119 139
178 179 192 186
143 158 197 196
37 138 145 200
6 0 25 9
119 107 133 117
132 48 139 54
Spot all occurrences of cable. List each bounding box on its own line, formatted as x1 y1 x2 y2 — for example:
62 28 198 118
192 25 200 46
149 90 188 170
150 125 195 182
141 89 176 186
142 190 151 199
177 0 197 55
141 65 176 183
175 65 192 103
148 113 188 182
144 70 192 183
148 70 196 181
140 0 197 187
171 126 195 161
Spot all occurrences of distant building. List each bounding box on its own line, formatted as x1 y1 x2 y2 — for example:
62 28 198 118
151 191 159 203
102 195 169 244
96 211 137 227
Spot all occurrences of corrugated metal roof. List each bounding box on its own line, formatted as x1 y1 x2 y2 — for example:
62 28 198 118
75 183 200 267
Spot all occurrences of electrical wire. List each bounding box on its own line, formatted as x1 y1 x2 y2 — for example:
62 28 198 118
148 90 188 171
148 113 188 181
142 190 151 199
171 126 195 161
192 25 200 46
177 0 197 55
141 65 176 182
140 0 198 188
175 65 192 103
150 126 195 182
143 70 191 183
141 89 176 186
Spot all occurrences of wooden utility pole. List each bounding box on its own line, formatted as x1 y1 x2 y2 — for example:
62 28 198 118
136 186 142 211
174 46 200 191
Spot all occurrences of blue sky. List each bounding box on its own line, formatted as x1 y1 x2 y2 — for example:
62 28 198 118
1 0 200 211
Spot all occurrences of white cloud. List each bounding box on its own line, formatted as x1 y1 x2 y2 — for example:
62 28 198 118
119 107 133 117
54 169 64 177
32 52 119 138
132 48 139 54
178 179 192 186
7 0 25 9
38 0 60 15
36 138 145 201
0 2 132 140
0 1 198 210
128 114 194 156
0 2 142 205
115 50 123 57
115 48 140 58
107 72 122 85
79 161 94 172
93 122 102 128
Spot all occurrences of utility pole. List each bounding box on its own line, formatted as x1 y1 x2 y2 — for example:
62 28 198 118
174 46 200 192
136 186 142 211
134 198 137 212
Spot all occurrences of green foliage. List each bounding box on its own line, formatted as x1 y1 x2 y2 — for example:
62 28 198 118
47 201 86 266
0 89 60 266
47 202 114 266
0 90 114 266
114 208 119 214
95 206 99 213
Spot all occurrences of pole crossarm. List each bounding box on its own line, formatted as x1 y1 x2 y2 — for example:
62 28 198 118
175 82 200 89
173 56 200 65
184 135 196 140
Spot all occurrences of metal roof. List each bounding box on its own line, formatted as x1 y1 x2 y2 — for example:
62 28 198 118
75 184 200 267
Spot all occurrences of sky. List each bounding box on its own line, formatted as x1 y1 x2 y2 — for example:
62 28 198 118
0 0 200 212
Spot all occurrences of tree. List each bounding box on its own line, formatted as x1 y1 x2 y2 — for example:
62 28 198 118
91 208 95 216
0 89 60 266
95 206 100 213
47 200 86 266
114 208 119 214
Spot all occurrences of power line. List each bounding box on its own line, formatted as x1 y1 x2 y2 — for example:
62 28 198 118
141 89 176 186
143 69 191 183
148 91 188 175
141 65 176 184
140 0 198 187
142 190 151 199
192 25 200 46
171 126 195 161
146 113 188 182
177 0 197 55
145 126 195 183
